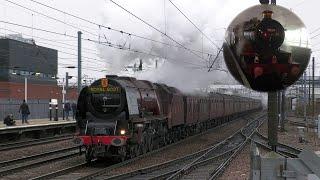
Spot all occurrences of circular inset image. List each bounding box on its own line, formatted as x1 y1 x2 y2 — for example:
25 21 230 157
223 4 311 92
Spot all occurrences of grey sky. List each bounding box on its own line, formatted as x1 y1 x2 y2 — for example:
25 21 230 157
0 0 318 88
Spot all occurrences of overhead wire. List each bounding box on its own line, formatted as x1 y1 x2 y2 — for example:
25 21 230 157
3 0 99 37
208 47 223 72
29 0 213 56
108 0 209 63
0 20 77 38
0 5 210 71
88 38 206 68
58 62 106 72
0 21 203 68
0 23 110 64
167 0 223 71
167 0 220 49
0 42 103 69
0 27 99 53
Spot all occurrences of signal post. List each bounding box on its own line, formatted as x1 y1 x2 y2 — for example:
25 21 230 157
268 92 278 151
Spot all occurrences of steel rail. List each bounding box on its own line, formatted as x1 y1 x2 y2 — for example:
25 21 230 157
0 135 73 151
252 131 302 158
92 114 266 180
0 150 79 177
0 146 79 167
76 112 266 180
30 162 88 180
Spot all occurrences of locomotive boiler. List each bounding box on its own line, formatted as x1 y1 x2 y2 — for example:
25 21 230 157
75 75 262 162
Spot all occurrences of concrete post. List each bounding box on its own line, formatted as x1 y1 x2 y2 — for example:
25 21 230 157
303 71 307 122
312 57 315 123
318 115 320 138
24 77 27 102
65 72 69 101
78 31 82 94
62 82 65 120
280 89 286 131
268 92 278 151
49 103 52 121
54 105 58 121
250 142 261 180
277 91 281 128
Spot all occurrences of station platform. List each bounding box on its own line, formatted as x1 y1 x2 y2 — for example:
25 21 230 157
0 118 76 136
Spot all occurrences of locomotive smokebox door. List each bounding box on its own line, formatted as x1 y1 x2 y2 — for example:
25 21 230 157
223 4 311 92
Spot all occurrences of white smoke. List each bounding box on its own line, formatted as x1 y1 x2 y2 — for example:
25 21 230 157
97 0 248 92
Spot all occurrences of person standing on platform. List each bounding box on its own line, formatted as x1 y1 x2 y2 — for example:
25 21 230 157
19 100 30 124
65 101 71 120
71 102 77 120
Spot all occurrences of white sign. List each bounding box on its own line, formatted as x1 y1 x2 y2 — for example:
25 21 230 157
50 99 58 105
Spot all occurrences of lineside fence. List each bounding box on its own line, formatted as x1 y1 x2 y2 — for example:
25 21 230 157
0 99 65 120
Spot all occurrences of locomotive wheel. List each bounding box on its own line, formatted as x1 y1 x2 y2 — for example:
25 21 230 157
129 145 140 158
134 145 140 157
141 141 147 154
85 147 93 163
147 137 153 152
153 139 160 150
162 135 167 146
129 146 136 158
173 133 178 143
118 146 126 162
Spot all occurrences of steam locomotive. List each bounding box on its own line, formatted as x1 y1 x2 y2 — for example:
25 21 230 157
75 75 262 162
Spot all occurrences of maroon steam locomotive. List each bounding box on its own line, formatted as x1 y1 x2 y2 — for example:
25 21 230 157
75 75 262 162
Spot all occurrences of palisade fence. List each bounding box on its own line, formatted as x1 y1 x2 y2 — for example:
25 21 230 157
0 99 65 121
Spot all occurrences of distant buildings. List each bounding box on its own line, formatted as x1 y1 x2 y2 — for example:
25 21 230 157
0 35 77 119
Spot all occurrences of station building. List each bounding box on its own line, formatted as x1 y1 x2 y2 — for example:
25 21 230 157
0 35 77 120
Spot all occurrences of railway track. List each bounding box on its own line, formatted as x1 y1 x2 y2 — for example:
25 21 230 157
32 111 265 180
251 132 302 158
0 134 74 151
167 114 266 180
0 146 80 177
287 120 316 128
78 114 266 180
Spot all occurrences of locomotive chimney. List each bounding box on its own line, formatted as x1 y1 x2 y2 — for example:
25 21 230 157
262 10 273 19
105 75 118 78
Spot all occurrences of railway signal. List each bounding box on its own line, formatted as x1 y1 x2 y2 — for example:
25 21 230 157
223 1 311 151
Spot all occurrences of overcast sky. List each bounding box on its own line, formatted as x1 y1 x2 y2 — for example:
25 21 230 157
0 0 318 90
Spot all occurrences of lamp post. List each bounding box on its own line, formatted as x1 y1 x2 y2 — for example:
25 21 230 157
24 77 27 102
11 67 49 102
61 77 66 120
60 69 74 120
11 69 29 102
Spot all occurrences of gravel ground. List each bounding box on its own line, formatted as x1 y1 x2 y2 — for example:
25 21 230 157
0 139 75 162
218 143 269 180
3 155 85 180
0 112 262 179
218 144 251 180
105 116 253 177
220 115 320 180
258 117 320 151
